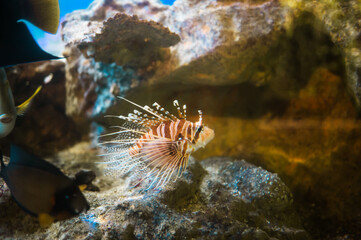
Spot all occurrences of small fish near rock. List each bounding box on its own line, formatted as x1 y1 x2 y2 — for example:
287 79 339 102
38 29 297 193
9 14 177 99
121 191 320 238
0 145 90 227
98 97 215 191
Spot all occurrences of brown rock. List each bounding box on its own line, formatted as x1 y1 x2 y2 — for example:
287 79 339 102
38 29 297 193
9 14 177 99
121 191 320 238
88 13 180 71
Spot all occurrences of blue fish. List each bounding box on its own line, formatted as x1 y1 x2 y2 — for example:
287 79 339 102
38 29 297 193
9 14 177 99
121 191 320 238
0 0 61 67
0 145 90 227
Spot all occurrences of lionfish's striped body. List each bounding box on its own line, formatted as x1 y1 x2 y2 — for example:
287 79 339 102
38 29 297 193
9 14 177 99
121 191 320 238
98 97 214 191
130 119 202 157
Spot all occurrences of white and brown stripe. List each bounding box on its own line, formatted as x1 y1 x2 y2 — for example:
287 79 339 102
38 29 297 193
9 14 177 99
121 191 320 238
128 119 198 157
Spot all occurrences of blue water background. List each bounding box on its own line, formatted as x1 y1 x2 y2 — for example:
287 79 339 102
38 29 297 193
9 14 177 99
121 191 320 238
26 0 175 55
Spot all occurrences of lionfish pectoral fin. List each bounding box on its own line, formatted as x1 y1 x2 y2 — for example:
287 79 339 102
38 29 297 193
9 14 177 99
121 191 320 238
133 141 186 190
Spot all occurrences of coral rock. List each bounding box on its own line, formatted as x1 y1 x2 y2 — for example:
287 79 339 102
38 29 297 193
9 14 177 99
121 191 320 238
0 142 309 239
88 13 180 68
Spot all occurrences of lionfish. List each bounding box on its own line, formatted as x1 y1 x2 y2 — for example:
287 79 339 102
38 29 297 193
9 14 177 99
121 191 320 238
98 97 215 191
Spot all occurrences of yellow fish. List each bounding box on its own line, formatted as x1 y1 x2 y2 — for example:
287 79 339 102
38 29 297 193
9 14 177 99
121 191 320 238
0 68 41 138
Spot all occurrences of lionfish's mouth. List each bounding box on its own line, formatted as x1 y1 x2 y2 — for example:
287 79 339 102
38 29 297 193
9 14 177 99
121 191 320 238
202 127 215 146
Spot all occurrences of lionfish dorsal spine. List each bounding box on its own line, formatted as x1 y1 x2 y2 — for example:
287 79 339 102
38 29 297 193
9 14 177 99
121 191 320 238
173 100 187 119
117 97 165 121
152 102 178 121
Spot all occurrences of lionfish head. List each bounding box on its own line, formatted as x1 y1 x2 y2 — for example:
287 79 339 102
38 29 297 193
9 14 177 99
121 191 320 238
192 125 215 151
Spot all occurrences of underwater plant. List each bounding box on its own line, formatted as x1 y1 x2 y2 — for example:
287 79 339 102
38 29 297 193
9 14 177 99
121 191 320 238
98 97 214 191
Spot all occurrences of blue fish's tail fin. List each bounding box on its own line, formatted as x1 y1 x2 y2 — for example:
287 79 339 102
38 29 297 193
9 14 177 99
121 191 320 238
0 22 61 67
22 0 60 34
